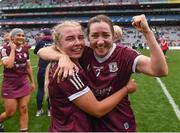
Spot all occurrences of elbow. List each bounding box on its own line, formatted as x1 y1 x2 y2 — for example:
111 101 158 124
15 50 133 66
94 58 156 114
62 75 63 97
159 69 168 77
156 68 168 77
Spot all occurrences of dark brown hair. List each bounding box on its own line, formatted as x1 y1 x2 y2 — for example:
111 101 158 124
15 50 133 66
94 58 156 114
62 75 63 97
87 15 114 36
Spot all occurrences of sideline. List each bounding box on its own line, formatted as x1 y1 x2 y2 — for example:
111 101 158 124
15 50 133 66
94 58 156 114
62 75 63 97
156 77 180 120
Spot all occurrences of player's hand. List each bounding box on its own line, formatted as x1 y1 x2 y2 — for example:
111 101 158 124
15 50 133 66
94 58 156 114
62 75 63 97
53 54 79 82
9 40 16 50
132 14 151 33
30 82 35 93
126 79 137 94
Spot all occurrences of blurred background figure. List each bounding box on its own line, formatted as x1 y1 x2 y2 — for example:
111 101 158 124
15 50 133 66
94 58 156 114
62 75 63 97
3 32 10 46
160 37 169 58
113 25 123 44
0 32 10 66
34 29 53 117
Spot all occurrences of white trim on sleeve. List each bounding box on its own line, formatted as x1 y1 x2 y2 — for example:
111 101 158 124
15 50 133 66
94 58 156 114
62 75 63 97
132 55 143 73
68 86 90 101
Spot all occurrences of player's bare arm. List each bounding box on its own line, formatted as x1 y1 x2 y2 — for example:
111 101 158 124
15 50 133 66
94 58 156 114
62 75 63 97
73 79 137 118
38 45 78 81
132 14 168 77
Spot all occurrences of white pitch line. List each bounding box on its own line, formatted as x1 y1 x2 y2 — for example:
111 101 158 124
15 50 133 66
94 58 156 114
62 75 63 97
156 77 180 120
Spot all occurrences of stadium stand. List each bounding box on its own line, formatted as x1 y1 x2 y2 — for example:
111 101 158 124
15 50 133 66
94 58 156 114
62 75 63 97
0 0 179 47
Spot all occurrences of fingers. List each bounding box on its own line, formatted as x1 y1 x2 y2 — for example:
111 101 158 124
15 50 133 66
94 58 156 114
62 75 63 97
53 66 60 79
57 67 64 83
126 79 137 94
132 14 151 33
61 67 68 82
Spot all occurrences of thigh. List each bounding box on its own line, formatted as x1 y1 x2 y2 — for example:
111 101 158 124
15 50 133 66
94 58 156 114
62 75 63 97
3 98 17 112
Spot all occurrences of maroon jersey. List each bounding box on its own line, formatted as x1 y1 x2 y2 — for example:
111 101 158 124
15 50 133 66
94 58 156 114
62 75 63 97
79 44 140 131
0 44 31 98
48 62 92 132
0 44 30 78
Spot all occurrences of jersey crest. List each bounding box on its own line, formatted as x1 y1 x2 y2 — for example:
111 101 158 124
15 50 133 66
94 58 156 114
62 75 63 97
108 62 118 72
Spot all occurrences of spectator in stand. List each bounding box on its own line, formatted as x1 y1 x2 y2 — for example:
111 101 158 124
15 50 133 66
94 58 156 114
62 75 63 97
34 29 53 117
0 28 35 132
113 25 123 44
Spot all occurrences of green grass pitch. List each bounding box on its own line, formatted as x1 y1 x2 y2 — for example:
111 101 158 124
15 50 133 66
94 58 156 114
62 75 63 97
0 49 180 132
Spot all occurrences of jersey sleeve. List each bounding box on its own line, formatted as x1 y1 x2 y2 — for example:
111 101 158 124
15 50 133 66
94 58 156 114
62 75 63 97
61 72 90 101
120 46 140 73
0 46 9 60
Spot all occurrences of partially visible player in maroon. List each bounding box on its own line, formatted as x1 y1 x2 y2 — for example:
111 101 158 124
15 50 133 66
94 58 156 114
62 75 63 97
47 21 137 132
0 28 35 132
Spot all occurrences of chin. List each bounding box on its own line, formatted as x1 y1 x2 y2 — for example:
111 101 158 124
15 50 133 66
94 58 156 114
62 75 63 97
95 51 106 58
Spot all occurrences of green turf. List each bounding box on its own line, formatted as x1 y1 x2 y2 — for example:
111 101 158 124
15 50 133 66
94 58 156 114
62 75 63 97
0 49 180 131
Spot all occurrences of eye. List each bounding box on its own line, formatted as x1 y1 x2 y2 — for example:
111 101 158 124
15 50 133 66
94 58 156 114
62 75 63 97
78 35 85 40
91 34 98 39
103 33 111 38
66 37 74 42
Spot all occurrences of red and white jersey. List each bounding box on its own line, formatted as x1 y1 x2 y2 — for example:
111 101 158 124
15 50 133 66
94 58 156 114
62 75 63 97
0 44 30 78
161 40 168 51
80 43 140 131
48 62 92 132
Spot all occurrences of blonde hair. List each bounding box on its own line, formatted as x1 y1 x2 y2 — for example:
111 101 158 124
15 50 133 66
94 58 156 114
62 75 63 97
113 25 123 42
9 28 24 38
52 21 82 44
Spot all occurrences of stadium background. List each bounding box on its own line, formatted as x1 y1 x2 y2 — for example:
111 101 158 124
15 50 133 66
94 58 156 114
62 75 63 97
0 0 180 132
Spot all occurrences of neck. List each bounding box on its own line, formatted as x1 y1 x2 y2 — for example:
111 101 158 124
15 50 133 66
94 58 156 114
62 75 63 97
70 58 79 64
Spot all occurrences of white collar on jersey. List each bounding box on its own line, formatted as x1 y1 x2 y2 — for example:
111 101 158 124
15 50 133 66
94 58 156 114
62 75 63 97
94 43 116 63
16 47 22 52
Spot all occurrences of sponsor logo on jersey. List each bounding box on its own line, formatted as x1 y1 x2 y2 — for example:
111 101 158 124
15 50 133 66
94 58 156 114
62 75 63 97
3 93 8 96
124 122 129 130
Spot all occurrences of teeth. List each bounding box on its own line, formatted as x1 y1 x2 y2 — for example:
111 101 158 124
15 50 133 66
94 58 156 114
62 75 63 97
73 48 81 52
96 46 104 49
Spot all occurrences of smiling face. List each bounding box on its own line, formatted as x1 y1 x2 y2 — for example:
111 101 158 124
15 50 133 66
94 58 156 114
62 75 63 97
87 15 114 58
11 32 25 46
56 24 85 61
88 21 114 58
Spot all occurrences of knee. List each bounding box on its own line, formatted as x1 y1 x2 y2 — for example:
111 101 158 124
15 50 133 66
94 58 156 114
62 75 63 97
6 109 16 118
19 105 28 114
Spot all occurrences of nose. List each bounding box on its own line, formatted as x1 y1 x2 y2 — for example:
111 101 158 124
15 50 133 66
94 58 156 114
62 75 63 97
97 37 105 45
74 38 82 46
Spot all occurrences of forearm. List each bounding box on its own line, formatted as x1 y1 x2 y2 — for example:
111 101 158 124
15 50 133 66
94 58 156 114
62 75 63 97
3 49 16 68
37 45 61 61
144 31 168 75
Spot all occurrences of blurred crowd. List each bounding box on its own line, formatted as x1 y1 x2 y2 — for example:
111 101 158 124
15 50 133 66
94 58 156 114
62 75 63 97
0 0 169 8
0 26 179 48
